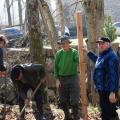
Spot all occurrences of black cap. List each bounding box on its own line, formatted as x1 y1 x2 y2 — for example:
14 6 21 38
96 37 111 43
57 35 71 44
10 65 21 80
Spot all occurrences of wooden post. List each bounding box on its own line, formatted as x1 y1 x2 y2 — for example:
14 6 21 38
76 11 88 120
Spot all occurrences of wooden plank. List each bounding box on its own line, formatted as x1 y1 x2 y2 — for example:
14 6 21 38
76 11 88 120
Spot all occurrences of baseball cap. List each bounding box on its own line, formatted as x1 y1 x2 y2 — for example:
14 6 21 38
10 65 21 80
96 37 111 43
57 35 71 44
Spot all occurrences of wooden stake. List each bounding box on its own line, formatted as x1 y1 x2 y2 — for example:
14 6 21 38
76 11 88 120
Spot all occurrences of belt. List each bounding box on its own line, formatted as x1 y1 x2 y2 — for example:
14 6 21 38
59 75 75 77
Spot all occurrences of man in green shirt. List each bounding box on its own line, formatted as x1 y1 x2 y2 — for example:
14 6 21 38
54 35 80 120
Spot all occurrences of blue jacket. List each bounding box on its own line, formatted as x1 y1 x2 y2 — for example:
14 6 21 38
87 47 119 92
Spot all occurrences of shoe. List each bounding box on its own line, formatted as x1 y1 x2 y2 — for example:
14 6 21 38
19 113 25 120
72 105 79 120
64 118 73 120
39 115 46 120
110 116 119 120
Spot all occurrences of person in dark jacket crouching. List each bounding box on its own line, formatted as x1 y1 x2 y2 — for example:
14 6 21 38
0 34 7 78
83 37 119 120
10 63 46 120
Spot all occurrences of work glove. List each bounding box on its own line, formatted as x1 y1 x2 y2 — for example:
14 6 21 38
0 71 6 78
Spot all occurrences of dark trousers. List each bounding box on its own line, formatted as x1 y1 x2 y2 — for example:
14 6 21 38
59 75 80 120
18 85 43 116
98 91 118 120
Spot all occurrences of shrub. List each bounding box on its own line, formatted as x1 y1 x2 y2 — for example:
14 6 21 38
102 16 117 42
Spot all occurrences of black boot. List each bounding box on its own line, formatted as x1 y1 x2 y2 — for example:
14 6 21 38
63 107 71 120
61 103 71 120
36 103 46 120
110 116 119 120
72 105 79 120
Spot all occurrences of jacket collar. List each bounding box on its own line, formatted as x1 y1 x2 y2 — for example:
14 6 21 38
99 47 112 57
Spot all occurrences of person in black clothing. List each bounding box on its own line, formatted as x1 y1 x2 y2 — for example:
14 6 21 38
0 34 7 78
10 64 46 120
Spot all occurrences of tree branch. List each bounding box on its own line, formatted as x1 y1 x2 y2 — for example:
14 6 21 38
52 0 83 15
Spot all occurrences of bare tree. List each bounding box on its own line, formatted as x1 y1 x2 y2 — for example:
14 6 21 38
18 0 23 30
38 0 58 56
5 0 12 26
26 0 45 64
56 0 65 36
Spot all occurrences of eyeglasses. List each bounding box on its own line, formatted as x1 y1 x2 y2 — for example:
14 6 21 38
97 42 105 46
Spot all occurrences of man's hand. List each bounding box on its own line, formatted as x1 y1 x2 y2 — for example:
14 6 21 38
56 79 61 89
56 79 61 95
83 45 89 54
24 98 30 106
109 92 117 103
0 71 6 78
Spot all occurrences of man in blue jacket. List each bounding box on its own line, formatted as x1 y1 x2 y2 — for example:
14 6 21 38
84 37 119 120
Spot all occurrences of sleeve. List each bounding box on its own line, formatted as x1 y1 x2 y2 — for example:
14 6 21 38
0 48 6 71
87 51 98 63
38 64 46 79
107 57 119 92
73 50 79 63
54 52 60 79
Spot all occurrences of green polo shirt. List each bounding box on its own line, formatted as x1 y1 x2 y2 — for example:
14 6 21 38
54 47 79 78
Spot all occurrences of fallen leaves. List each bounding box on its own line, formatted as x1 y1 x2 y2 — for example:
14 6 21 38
0 103 103 120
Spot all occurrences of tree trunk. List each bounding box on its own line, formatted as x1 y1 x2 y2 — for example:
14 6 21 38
26 0 44 64
83 0 104 49
5 0 12 26
18 0 23 30
83 0 104 104
57 0 65 36
96 0 104 37
38 0 58 56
